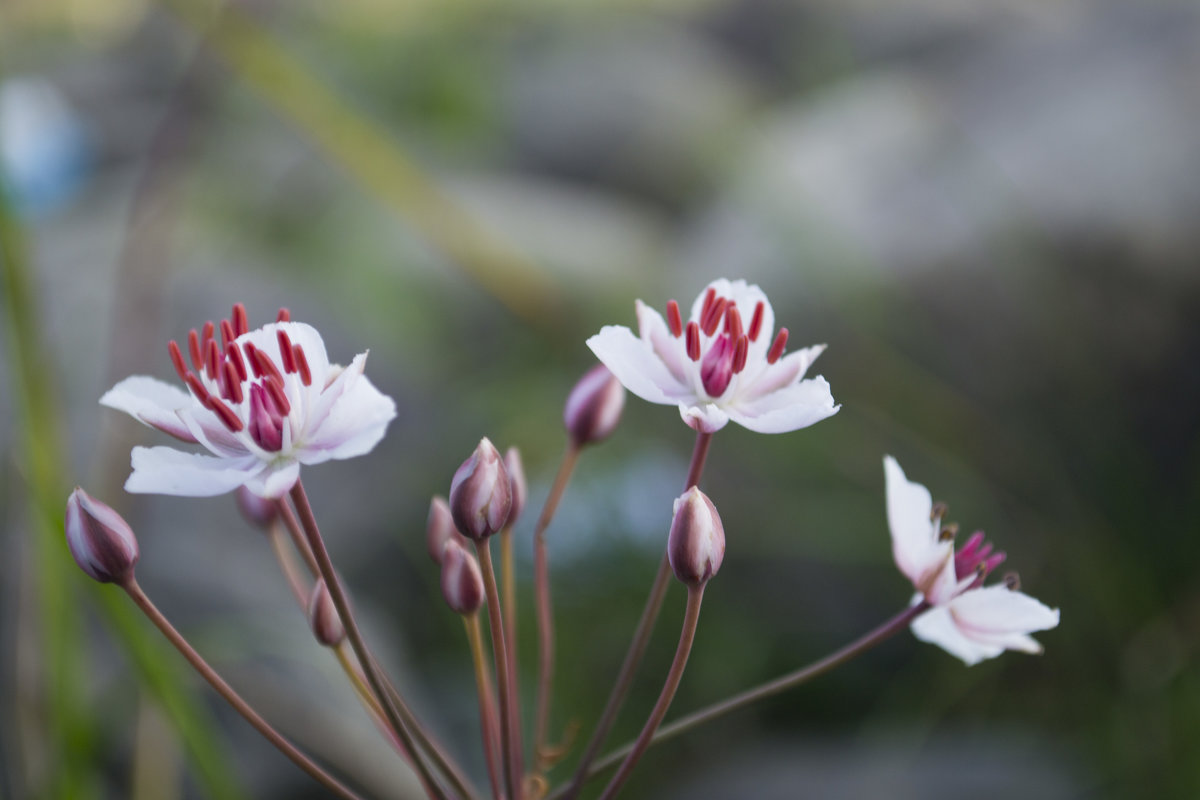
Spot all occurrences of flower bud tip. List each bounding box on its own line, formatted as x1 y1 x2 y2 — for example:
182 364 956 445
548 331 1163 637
667 487 725 586
505 447 527 528
308 579 345 647
449 438 512 540
441 539 485 615
65 488 139 584
564 364 626 446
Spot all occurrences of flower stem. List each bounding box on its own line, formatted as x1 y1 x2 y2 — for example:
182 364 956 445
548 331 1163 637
500 525 525 779
552 601 929 796
533 443 581 769
476 539 524 800
564 432 711 797
465 615 506 800
288 481 448 800
596 584 705 800
276 498 320 577
120 578 367 800
266 519 312 608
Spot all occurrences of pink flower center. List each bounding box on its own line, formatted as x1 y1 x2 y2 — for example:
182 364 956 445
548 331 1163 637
953 530 1007 588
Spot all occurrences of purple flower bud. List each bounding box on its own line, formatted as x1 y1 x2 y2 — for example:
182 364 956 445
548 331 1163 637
449 438 512 540
667 487 725 587
65 488 139 584
427 496 466 563
308 579 345 647
236 485 278 530
504 447 527 528
564 364 625 446
441 539 485 615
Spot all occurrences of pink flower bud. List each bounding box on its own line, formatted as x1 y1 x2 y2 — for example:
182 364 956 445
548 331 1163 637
441 539 485 615
449 438 512 540
667 487 725 587
427 496 466 563
65 488 139 584
504 447 527 527
564 364 626 446
236 485 278 530
308 579 345 647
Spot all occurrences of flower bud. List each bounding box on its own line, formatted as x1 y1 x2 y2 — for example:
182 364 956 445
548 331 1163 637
308 579 345 647
65 488 140 584
427 496 466 563
504 447 527 528
236 485 278 530
667 487 725 587
441 539 485 615
564 364 625 446
449 437 512 540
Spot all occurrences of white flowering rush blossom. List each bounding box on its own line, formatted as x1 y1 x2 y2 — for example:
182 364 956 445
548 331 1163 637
884 456 1060 666
101 304 396 499
587 278 839 434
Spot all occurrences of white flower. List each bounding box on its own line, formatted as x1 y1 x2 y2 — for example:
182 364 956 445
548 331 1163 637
884 456 1060 665
587 279 838 434
101 306 396 499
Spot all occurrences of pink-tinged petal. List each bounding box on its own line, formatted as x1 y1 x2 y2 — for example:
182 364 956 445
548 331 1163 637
883 456 955 596
948 585 1061 639
723 280 774 361
678 402 729 433
176 407 254 459
304 351 369 434
124 447 263 497
587 325 692 406
237 322 330 387
241 460 301 499
911 605 1004 666
635 300 688 385
725 376 839 434
739 344 825 397
100 376 199 443
300 369 396 462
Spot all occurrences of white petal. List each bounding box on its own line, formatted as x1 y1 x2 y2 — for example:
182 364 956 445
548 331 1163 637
100 376 199 443
725 376 840 434
241 460 301 499
177 408 255 458
635 300 689 385
688 278 734 322
124 447 263 497
911 605 1004 666
587 326 692 406
679 402 729 433
301 370 396 462
237 322 330 387
949 585 1061 636
738 344 825 397
883 456 954 594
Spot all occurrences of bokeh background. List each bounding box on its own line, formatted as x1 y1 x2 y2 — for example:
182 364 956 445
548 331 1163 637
2 0 1198 798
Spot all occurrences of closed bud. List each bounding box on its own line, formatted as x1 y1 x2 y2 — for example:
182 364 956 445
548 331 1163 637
564 364 625 446
236 485 278 530
449 438 512 540
504 447 527 527
308 579 345 647
65 488 140 584
427 496 466 563
441 539 485 615
667 487 725 587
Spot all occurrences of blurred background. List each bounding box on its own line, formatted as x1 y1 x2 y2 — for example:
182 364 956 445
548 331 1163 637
1 0 1198 798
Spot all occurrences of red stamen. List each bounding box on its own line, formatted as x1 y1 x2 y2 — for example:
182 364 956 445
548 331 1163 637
220 319 236 350
276 307 291 323
205 339 220 381
187 329 202 370
264 377 292 416
732 335 749 373
217 359 231 400
224 362 244 404
243 342 264 379
226 342 248 382
167 341 188 383
666 300 683 337
700 288 716 321
727 306 743 341
702 297 727 336
184 374 212 407
253 348 285 385
277 330 296 373
748 301 765 342
201 320 215 356
293 345 312 386
232 303 249 336
686 321 701 361
767 327 788 364
208 396 244 432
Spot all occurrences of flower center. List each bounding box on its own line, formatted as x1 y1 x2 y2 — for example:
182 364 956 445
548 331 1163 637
953 530 1007 588
166 303 313 452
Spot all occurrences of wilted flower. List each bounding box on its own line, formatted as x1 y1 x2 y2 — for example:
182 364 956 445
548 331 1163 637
587 279 838 434
563 365 626 446
101 304 396 499
449 438 512 540
65 488 139 584
667 487 725 586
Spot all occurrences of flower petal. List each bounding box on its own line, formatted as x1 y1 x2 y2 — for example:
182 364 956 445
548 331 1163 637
678 402 729 433
177 407 255 458
883 455 955 597
100 376 199 443
636 300 689 385
725 376 840 434
587 325 692 406
911 605 1004 666
738 344 825 398
241 460 301 499
300 366 396 463
237 321 330 388
124 446 263 497
948 585 1061 638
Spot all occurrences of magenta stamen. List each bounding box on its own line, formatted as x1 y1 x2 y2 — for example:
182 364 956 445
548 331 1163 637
983 551 1007 574
188 329 202 371
220 319 236 350
248 385 283 451
208 395 244 433
277 330 296 373
243 342 264 379
293 345 312 386
666 300 683 337
253 349 284 386
276 307 291 323
264 377 292 416
700 335 735 397
702 298 727 337
748 301 765 342
731 335 748 373
686 321 701 361
232 303 249 336
226 343 248 383
205 339 220 381
767 328 788 364
184 374 212 407
168 341 189 383
224 362 244 404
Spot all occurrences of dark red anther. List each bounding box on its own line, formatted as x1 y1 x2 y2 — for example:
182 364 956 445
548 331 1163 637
232 303 249 336
201 321 215 356
727 306 743 341
748 301 765 342
205 338 220 381
731 335 749 373
220 319 236 350
293 345 312 386
224 362 244 404
264 377 292 416
226 343 247 382
184 374 212 407
767 327 788 364
188 329 202 370
277 330 296 373
276 307 291 323
243 342 264 379
700 288 716 321
168 341 189 383
253 348 284 386
666 300 683 337
208 396 244 432
701 297 727 337
686 321 701 361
